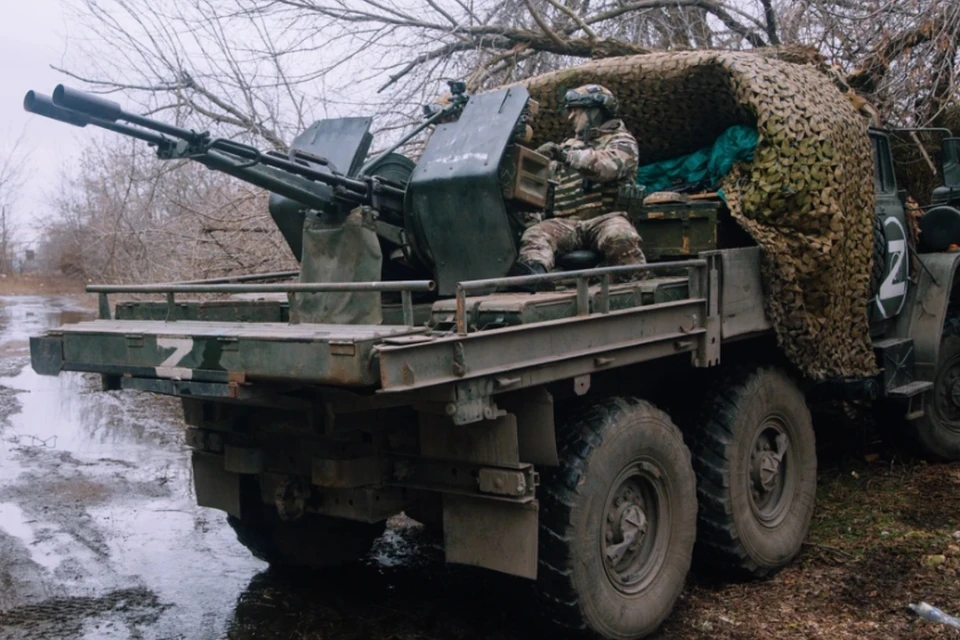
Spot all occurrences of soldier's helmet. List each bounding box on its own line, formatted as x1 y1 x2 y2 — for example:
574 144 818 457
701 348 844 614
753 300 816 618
562 84 618 117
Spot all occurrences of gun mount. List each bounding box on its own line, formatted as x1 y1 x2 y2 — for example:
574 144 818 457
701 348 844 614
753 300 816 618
24 83 550 294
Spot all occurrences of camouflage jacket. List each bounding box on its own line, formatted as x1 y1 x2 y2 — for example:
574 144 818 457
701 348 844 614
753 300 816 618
551 119 639 219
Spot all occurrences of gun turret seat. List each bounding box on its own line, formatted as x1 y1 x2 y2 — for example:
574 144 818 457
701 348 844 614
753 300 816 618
556 249 603 271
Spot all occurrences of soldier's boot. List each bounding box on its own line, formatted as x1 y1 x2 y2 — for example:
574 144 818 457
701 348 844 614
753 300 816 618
507 260 556 292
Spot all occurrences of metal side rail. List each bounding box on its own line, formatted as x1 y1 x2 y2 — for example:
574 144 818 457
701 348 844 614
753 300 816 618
376 257 722 396
88 279 435 326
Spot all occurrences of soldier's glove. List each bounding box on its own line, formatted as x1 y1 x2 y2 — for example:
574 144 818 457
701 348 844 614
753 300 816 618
535 142 567 164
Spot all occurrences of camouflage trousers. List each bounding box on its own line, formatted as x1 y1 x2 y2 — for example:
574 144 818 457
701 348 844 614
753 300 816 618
518 212 645 278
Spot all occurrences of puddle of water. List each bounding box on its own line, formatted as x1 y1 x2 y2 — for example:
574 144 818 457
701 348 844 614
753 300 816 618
0 295 93 346
0 368 180 461
0 297 181 472
0 501 65 572
88 500 266 637
0 296 265 638
368 516 440 569
0 295 455 640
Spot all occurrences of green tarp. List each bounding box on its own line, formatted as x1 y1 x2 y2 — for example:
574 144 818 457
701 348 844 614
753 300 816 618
635 125 759 193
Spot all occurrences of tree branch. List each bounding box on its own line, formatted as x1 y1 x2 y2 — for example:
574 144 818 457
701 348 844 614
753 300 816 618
424 0 460 27
760 0 780 45
846 10 948 93
522 0 569 50
543 0 598 40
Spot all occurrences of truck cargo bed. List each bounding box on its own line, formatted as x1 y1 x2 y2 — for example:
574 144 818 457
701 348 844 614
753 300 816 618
31 250 770 399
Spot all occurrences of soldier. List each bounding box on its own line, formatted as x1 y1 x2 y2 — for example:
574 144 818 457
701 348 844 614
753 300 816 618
510 84 645 287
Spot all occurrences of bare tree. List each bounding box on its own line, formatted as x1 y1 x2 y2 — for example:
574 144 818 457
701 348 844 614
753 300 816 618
34 0 959 282
57 0 787 145
38 136 295 283
57 0 959 123
0 130 30 275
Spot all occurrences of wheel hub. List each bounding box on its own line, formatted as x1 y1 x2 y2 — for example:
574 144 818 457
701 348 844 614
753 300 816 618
752 450 781 492
275 477 309 521
605 498 647 566
949 378 960 410
600 466 666 595
749 426 790 523
934 361 960 429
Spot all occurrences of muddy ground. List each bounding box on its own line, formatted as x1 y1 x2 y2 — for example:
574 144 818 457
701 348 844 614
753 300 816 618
0 294 958 639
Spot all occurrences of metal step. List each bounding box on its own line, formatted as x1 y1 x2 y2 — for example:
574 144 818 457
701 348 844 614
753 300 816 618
872 337 912 349
888 380 934 397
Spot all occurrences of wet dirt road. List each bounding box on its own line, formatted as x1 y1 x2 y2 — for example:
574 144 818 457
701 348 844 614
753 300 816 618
0 296 539 640
4 296 955 640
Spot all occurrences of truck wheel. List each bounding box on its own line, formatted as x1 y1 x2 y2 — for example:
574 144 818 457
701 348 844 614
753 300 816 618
905 312 960 460
689 366 816 578
537 398 697 639
227 484 386 570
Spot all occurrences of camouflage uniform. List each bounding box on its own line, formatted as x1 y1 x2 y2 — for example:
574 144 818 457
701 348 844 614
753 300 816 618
518 117 645 276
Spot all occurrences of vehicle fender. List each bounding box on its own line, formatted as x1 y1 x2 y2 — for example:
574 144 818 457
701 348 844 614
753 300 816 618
892 250 960 380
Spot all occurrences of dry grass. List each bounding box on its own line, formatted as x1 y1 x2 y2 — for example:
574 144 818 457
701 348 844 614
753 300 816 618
655 414 960 640
658 457 960 639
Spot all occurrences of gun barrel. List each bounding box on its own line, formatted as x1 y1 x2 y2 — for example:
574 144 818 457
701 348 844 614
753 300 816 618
52 85 122 122
23 91 90 128
25 90 173 148
208 139 404 200
53 84 202 143
26 86 406 213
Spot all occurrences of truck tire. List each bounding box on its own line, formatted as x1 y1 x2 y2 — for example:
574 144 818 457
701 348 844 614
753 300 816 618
689 366 816 578
903 312 960 460
227 485 386 570
537 398 697 639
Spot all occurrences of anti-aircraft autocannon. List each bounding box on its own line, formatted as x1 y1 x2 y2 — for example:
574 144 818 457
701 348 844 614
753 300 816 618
24 82 551 295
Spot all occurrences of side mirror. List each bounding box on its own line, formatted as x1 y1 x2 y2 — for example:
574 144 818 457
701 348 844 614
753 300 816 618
942 138 960 188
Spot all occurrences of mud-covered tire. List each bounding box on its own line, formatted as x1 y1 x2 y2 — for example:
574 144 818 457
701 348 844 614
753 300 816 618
689 366 816 578
227 486 386 570
903 313 960 460
537 397 697 639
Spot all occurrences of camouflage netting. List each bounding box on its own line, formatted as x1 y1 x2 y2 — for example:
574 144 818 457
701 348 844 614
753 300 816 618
511 50 878 381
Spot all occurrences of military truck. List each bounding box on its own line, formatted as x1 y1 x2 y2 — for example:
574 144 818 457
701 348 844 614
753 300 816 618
23 52 960 639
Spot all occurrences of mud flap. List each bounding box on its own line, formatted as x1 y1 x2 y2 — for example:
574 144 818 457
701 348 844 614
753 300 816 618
191 451 240 518
30 335 63 376
893 251 960 382
443 495 539 579
291 206 383 324
499 387 559 466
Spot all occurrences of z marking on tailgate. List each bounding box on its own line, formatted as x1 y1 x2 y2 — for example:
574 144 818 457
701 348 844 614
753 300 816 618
156 337 194 380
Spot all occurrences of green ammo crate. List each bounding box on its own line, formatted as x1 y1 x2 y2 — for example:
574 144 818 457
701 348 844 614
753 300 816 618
628 201 719 260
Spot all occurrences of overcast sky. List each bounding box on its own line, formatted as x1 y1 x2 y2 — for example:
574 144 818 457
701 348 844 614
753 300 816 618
0 0 416 250
1 0 87 247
